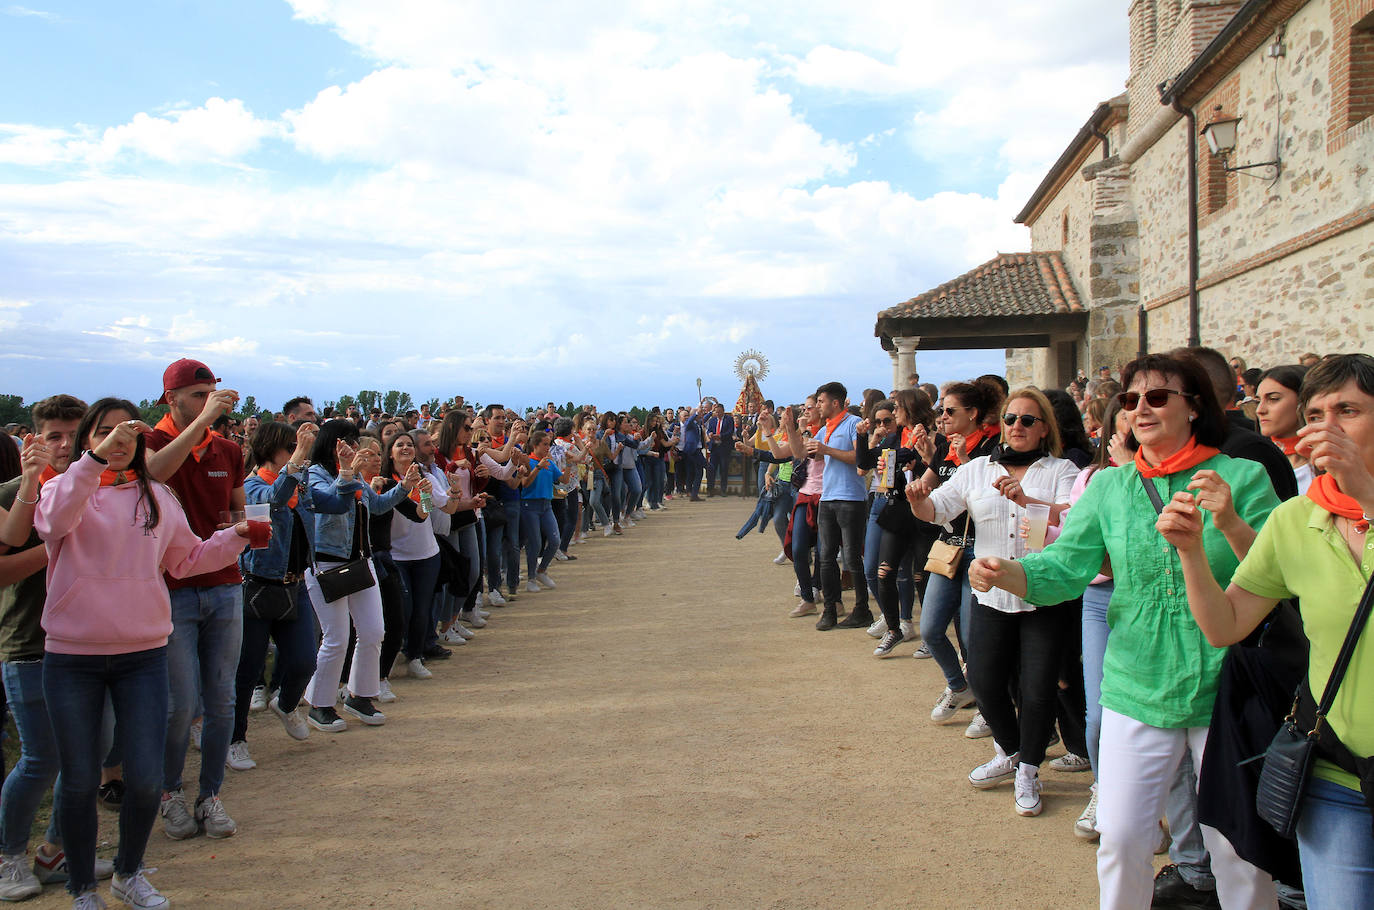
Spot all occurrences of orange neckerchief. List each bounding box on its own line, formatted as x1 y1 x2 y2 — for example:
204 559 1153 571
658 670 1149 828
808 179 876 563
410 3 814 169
820 411 848 446
39 465 59 485
490 434 507 448
945 425 996 465
153 413 214 462
900 426 919 448
98 468 136 487
1134 436 1220 479
1307 473 1369 533
392 471 422 505
256 467 298 509
1271 436 1301 457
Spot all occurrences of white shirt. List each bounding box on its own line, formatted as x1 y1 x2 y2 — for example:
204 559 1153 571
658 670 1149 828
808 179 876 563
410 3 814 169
925 453 1079 613
391 464 449 561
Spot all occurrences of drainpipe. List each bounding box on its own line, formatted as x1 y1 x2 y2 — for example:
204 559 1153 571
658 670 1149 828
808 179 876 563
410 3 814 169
1169 99 1201 348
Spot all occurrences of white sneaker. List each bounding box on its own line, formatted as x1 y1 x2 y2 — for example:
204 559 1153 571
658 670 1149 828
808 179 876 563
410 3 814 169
459 610 487 628
969 746 1019 789
1014 763 1043 816
866 616 888 639
111 868 169 908
338 685 348 704
249 685 268 713
407 658 432 680
773 550 787 565
604 526 615 537
73 889 108 910
269 696 310 741
899 620 918 641
195 795 237 838
554 550 569 561
225 741 256 771
536 573 556 589
0 853 41 901
930 686 977 724
912 641 933 659
159 789 198 840
441 627 465 644
1074 783 1099 840
526 580 541 592
1048 752 1092 773
452 623 475 640
377 679 398 704
486 589 507 607
965 712 993 739
793 582 802 597
622 518 635 527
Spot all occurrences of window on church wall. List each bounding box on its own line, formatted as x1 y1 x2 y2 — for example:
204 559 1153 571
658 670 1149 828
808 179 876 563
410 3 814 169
1061 211 1070 248
1350 10 1374 126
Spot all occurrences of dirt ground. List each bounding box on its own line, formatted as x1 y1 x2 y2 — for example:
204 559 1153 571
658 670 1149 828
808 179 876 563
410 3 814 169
36 498 1102 909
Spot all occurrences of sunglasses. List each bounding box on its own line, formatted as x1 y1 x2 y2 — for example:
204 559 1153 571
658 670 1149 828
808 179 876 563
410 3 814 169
940 406 969 416
1117 388 1193 411
1002 414 1044 428
875 416 895 426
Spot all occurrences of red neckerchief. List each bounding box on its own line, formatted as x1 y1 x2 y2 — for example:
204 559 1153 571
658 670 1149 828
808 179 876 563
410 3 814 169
490 434 507 448
1133 436 1220 479
153 413 214 462
256 467 298 509
945 425 996 465
1308 473 1369 533
98 468 136 487
820 412 847 446
392 471 422 505
900 426 918 448
1270 435 1301 457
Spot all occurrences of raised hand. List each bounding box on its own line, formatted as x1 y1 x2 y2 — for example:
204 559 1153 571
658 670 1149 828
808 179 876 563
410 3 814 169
1185 469 1237 531
19 434 52 482
1156 491 1205 553
93 419 151 462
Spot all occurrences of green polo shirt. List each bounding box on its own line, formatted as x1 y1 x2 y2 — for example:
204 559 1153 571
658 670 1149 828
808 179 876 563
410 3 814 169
1021 454 1279 728
1231 495 1374 792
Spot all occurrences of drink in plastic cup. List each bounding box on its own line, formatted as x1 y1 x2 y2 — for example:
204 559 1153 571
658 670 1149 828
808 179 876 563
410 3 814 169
1024 503 1051 552
244 503 272 550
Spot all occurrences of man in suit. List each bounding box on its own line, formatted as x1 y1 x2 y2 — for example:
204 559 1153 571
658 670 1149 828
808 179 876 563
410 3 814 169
705 402 735 496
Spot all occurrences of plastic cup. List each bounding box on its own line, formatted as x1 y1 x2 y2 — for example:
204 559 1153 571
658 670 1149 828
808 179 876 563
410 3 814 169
244 503 271 550
1024 503 1051 553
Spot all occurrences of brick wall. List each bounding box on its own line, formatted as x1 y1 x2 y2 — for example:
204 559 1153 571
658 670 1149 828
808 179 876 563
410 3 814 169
1330 0 1374 140
1128 1 1243 144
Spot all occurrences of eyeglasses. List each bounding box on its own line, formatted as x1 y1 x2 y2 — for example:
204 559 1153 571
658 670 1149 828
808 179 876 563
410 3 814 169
1117 388 1193 411
875 416 895 426
940 406 969 416
1002 414 1044 428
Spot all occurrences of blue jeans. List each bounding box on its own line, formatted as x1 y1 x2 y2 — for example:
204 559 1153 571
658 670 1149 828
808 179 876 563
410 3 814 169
485 497 521 594
589 473 613 527
864 496 884 603
791 505 817 603
520 499 560 578
1081 581 1113 777
1 659 61 853
1167 748 1214 889
395 553 441 660
233 581 317 742
644 458 666 508
165 584 242 800
771 484 795 545
1298 777 1374 909
920 550 973 690
45 648 168 894
445 523 481 617
615 464 643 514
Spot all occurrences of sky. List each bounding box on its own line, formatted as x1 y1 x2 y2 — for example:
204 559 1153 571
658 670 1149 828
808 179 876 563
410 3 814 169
0 1 1129 412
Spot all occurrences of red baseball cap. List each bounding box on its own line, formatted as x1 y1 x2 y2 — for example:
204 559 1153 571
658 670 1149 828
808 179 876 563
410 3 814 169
160 358 220 403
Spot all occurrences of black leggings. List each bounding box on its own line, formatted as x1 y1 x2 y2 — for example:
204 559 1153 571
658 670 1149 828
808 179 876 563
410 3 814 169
966 601 1065 768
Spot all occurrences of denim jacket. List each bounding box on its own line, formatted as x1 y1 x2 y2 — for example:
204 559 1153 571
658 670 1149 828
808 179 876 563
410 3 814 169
239 469 311 581
306 465 410 560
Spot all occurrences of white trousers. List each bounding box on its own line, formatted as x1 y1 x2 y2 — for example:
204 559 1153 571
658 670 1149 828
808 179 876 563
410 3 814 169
1096 708 1277 910
303 561 385 703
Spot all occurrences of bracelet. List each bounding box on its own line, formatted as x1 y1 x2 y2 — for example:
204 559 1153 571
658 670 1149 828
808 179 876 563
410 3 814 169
14 490 39 506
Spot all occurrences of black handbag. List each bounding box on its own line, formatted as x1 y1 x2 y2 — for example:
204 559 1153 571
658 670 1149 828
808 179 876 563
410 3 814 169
311 502 376 604
1255 571 1374 839
242 575 299 622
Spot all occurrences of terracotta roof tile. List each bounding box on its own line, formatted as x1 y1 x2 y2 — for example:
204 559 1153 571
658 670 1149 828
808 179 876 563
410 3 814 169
879 252 1083 321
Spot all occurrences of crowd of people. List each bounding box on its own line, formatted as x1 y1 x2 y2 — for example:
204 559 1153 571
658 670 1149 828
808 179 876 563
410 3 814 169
729 348 1369 910
0 361 727 909
0 344 1369 910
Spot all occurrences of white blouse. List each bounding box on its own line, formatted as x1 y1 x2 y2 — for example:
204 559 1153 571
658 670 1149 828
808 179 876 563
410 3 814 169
925 453 1080 613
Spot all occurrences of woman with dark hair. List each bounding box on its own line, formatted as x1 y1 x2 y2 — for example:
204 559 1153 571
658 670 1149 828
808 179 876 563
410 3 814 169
0 434 19 484
518 432 566 593
1044 388 1095 468
435 412 498 623
1167 354 1374 908
641 413 670 513
595 413 624 534
907 388 1079 815
35 399 251 909
1256 364 1312 494
229 421 320 771
970 354 1280 907
302 419 415 731
379 430 446 680
911 378 1003 733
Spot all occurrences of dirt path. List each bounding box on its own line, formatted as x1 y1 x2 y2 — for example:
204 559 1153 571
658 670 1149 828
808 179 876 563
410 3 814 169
48 498 1100 909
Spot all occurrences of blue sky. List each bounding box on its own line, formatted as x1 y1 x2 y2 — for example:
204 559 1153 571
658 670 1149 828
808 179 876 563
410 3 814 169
0 1 1128 412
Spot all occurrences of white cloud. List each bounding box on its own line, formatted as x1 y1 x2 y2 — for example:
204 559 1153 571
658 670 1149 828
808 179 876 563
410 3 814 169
94 98 276 165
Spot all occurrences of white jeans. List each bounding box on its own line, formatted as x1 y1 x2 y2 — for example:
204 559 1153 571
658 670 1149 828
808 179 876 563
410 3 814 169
303 561 385 703
1096 708 1277 910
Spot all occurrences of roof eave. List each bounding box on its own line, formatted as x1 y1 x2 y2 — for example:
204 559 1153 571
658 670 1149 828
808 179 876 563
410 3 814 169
1013 96 1126 226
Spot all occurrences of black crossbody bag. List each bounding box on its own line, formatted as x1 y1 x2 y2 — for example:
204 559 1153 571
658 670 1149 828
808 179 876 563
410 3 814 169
311 502 376 604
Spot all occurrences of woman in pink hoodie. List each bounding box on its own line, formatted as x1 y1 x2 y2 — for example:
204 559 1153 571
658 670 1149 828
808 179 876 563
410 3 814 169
35 398 251 910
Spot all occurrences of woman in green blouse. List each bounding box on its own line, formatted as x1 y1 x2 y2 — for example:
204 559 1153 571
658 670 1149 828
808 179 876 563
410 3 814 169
969 354 1280 910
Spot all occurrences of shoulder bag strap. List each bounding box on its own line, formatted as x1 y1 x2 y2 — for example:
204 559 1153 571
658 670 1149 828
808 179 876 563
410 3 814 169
1139 471 1165 515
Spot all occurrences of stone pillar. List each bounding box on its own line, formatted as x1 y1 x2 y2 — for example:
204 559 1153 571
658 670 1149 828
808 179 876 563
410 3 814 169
888 350 900 390
892 336 919 389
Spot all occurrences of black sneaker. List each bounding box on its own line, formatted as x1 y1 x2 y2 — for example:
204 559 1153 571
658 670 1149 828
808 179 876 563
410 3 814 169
422 645 452 661
815 609 838 631
307 706 347 733
836 608 875 629
873 630 902 659
1151 864 1221 909
341 695 387 726
97 779 125 811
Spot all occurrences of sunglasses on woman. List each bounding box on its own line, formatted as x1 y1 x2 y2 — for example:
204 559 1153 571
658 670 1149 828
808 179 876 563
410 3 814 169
940 406 969 416
1002 414 1044 428
1117 388 1193 411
